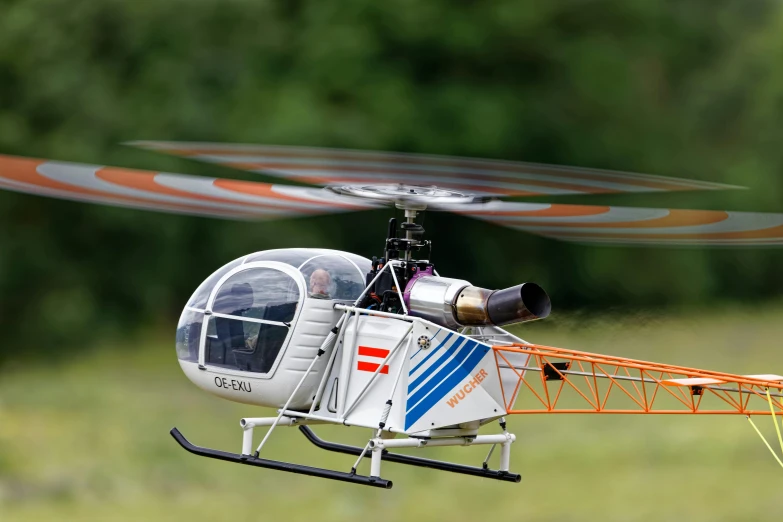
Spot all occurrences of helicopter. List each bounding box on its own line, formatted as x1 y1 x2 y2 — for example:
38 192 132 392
1 142 782 489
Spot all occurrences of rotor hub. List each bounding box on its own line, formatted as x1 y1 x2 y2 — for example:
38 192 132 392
328 183 476 209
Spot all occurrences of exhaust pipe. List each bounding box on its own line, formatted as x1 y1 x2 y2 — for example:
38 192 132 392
455 283 551 327
406 276 551 328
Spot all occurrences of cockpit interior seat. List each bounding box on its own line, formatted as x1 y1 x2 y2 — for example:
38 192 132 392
232 301 297 373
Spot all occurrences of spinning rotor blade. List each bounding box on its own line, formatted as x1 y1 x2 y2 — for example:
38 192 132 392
0 154 377 220
127 141 738 198
437 200 783 246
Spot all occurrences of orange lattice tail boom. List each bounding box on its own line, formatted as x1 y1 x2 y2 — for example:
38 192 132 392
493 343 783 416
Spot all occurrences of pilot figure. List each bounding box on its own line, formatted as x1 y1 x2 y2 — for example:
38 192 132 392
308 268 332 299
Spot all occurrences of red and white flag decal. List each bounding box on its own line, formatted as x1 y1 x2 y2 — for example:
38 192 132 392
356 346 389 374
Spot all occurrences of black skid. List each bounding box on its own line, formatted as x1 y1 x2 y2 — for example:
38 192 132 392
299 426 521 483
170 428 393 489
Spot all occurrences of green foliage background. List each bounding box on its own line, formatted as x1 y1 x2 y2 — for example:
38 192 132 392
2 3 783 519
2 0 783 356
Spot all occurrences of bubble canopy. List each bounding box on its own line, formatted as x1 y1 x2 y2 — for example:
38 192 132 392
176 249 370 376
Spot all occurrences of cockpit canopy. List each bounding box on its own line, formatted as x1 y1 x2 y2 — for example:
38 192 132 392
176 249 370 375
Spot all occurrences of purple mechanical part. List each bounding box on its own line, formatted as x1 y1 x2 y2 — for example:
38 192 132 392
402 265 434 311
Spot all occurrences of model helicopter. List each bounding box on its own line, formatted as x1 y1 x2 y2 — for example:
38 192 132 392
1 143 783 489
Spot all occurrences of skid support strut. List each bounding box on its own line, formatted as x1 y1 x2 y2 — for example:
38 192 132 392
299 426 521 483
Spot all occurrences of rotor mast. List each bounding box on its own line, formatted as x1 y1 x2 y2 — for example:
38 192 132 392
399 207 423 260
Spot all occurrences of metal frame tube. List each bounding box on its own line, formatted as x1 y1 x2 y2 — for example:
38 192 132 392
308 313 348 415
499 442 512 471
374 433 514 449
240 415 326 454
351 261 392 306
308 336 342 414
334 304 415 322
386 334 412 402
280 410 411 433
240 417 301 429
370 447 383 477
387 260 409 315
254 352 324 455
242 426 254 455
337 308 360 417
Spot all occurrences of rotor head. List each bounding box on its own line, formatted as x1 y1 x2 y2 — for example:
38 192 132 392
328 183 480 211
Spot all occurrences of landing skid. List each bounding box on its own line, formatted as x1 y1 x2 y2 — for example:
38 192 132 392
171 425 521 488
170 428 393 489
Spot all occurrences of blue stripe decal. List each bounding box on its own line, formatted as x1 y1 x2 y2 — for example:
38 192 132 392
407 337 467 395
405 344 490 429
409 328 442 360
406 339 476 413
409 332 453 375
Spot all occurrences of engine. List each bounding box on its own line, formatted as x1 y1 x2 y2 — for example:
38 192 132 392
407 276 550 329
357 217 551 329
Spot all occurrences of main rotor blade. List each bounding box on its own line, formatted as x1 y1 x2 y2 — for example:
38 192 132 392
435 200 783 246
127 141 739 198
0 154 377 220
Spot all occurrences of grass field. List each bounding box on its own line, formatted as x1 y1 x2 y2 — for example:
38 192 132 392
1 305 782 521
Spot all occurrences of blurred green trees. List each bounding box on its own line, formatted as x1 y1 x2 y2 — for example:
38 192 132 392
1 0 783 360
